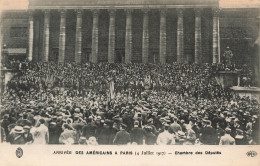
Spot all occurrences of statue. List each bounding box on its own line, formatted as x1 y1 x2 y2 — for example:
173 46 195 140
223 46 233 66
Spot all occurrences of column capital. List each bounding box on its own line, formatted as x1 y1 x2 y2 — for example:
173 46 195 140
74 9 83 15
194 8 202 17
212 8 220 17
58 9 67 16
91 9 99 17
159 8 167 16
28 9 35 15
177 8 184 17
108 9 116 17
142 8 150 14
43 9 51 16
125 9 133 16
28 10 35 21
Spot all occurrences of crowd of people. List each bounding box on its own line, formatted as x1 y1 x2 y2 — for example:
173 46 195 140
0 62 259 145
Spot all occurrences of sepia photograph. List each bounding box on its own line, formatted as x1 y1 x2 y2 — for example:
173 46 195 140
0 0 260 166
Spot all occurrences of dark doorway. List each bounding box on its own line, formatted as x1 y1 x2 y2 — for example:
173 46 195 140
115 48 125 63
7 54 26 62
82 48 91 63
50 48 59 63
149 49 159 63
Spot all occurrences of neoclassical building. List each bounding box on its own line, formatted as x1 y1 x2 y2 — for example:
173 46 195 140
1 0 260 66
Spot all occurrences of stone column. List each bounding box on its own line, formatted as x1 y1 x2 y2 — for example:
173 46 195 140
91 10 99 63
75 9 82 63
0 12 2 67
194 9 202 64
142 9 149 63
256 15 260 88
159 9 167 64
108 9 116 63
237 75 240 86
212 8 220 63
28 11 34 62
177 9 184 63
58 10 66 64
258 15 260 141
125 9 132 64
43 10 50 62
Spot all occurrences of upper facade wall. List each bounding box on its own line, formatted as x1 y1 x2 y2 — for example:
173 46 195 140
1 11 29 49
29 0 219 9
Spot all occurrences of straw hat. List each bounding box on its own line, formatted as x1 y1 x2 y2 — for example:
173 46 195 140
13 126 25 134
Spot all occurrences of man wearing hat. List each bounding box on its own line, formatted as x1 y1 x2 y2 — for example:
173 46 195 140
169 117 182 134
113 123 131 145
94 117 104 138
130 121 145 145
199 119 218 145
156 123 175 145
219 128 235 145
9 126 26 144
97 119 114 145
185 124 196 145
144 126 157 145
153 113 163 130
82 117 97 139
78 136 87 145
23 125 33 144
235 129 246 145
59 123 78 144
48 121 62 144
215 122 225 143
175 130 187 145
87 136 98 145
147 118 159 136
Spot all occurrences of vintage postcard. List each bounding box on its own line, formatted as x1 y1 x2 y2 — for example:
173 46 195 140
0 0 260 166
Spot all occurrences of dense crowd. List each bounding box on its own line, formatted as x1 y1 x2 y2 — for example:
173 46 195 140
0 62 259 145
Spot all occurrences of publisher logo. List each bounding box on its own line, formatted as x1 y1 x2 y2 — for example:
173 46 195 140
16 147 23 158
246 151 257 157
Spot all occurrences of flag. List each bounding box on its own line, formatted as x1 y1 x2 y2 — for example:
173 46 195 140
144 74 151 88
45 73 55 88
109 78 115 100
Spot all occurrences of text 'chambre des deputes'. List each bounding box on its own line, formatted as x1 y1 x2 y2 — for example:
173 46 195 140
53 150 221 155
